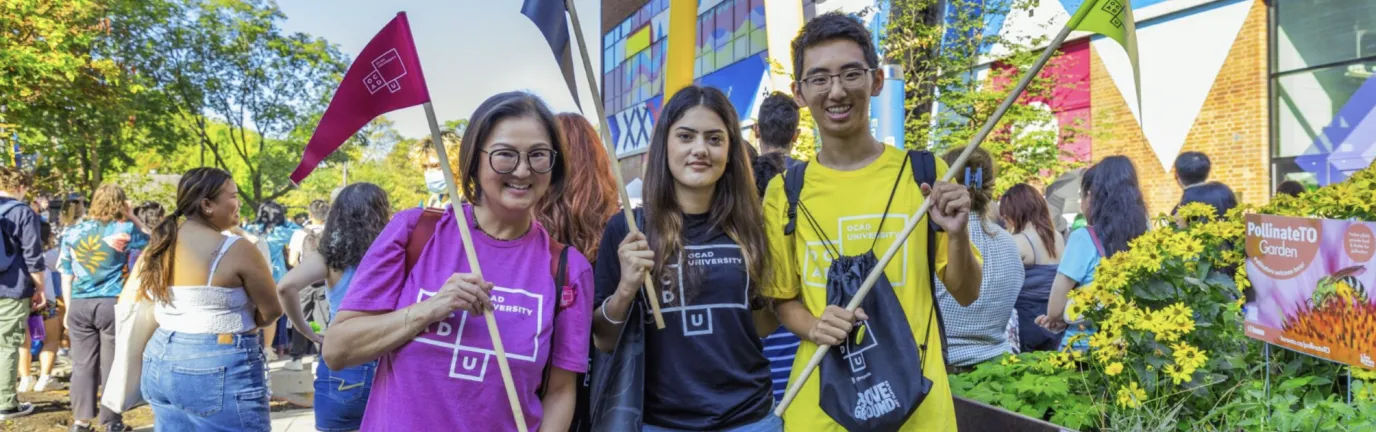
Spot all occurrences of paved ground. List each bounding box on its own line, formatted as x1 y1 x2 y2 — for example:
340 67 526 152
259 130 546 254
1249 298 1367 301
7 353 321 431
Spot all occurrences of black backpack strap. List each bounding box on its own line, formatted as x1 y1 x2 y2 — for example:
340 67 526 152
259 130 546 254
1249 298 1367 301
538 244 572 398
907 150 950 365
782 161 809 235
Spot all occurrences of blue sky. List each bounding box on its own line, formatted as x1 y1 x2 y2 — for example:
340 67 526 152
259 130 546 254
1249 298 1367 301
278 0 605 139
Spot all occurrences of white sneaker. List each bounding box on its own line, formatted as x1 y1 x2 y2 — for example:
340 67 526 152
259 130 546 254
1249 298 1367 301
283 360 304 371
33 375 54 392
17 376 33 393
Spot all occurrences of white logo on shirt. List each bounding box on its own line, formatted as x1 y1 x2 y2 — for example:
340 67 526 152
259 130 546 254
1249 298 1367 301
413 286 545 382
654 244 749 337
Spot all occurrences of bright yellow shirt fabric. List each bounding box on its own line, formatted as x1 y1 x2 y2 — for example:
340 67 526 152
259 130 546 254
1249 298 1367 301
762 145 964 432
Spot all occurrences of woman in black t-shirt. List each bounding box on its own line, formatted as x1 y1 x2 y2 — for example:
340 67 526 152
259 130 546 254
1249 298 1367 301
592 86 779 431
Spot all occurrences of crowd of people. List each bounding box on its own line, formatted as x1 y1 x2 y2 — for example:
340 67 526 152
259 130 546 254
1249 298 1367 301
0 12 1294 432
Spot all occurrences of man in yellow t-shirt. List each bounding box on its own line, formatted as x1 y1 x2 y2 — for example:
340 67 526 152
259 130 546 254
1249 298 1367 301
764 12 984 432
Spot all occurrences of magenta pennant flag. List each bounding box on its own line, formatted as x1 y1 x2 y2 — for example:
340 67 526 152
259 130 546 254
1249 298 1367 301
290 12 431 184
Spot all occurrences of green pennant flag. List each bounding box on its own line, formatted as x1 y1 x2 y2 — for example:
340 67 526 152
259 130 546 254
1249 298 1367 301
1072 0 1141 120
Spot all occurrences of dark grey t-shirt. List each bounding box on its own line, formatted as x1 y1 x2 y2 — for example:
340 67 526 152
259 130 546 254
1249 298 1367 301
595 210 773 430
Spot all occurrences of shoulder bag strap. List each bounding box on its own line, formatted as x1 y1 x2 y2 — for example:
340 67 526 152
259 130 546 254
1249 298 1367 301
404 208 445 274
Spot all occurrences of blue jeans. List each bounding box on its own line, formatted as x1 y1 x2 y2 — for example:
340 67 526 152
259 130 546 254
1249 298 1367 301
643 414 783 432
313 360 376 431
142 329 270 432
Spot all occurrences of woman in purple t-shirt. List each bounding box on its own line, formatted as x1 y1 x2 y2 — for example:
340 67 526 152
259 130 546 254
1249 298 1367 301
321 92 593 432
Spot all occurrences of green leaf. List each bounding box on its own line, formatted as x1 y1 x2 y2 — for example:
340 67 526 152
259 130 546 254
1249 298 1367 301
1205 270 1237 289
1196 261 1213 279
1278 376 1315 392
1043 377 1070 397
1133 278 1177 301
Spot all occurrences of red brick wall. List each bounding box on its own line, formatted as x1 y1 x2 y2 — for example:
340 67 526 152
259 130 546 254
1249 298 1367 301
1090 0 1270 215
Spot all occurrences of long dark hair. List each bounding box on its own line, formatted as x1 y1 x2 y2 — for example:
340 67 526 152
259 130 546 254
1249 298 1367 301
751 152 787 199
319 183 391 270
139 168 235 304
1000 183 1059 259
1082 156 1148 257
644 85 770 298
537 113 618 261
457 92 568 205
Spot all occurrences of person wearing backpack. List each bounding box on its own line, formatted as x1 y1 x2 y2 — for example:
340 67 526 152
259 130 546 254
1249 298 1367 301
591 86 778 431
321 92 593 431
0 167 47 421
762 13 983 431
750 91 806 404
281 199 330 372
57 184 150 432
277 184 390 432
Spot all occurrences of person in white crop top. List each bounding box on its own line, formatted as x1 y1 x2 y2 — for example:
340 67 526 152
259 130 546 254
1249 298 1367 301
120 167 282 432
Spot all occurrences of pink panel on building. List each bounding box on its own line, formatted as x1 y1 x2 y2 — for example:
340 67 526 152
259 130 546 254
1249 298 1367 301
1047 40 1092 162
993 39 1093 163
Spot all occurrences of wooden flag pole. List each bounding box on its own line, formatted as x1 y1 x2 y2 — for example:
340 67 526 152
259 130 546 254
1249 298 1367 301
773 0 1099 417
423 102 528 431
565 0 666 330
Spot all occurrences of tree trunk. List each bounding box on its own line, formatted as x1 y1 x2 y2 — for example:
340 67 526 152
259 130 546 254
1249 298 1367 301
89 137 105 189
897 0 945 125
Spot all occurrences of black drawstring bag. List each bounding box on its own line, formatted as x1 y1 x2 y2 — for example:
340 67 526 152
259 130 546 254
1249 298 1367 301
786 153 938 431
819 251 934 432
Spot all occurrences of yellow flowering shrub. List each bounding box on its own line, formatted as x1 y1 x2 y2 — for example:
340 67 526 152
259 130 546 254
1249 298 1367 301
951 164 1376 430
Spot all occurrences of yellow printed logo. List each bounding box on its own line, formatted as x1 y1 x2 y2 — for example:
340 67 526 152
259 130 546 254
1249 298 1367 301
837 214 909 287
802 241 839 288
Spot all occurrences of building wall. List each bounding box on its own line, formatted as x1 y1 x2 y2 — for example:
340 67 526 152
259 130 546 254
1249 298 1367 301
1088 0 1269 213
970 0 1274 213
601 0 770 160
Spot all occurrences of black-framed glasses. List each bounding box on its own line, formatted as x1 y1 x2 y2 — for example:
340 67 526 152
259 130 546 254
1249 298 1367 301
798 68 875 94
481 148 557 174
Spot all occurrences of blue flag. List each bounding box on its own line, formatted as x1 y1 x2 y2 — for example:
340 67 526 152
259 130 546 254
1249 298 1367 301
522 0 580 109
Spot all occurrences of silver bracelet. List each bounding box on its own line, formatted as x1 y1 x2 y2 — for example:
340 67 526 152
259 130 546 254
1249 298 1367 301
600 297 627 325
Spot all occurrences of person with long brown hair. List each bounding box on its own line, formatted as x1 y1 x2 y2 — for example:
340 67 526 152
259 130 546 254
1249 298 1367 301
127 168 282 431
276 183 391 432
321 92 593 431
1000 183 1066 352
592 85 778 431
57 184 150 432
537 113 619 264
534 113 618 432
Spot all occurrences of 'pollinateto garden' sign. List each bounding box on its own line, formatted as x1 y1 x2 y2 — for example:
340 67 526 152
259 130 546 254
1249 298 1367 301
1244 214 1376 369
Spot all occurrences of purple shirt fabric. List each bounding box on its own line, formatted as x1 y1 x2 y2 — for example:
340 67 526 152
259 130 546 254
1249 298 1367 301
338 204 594 431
